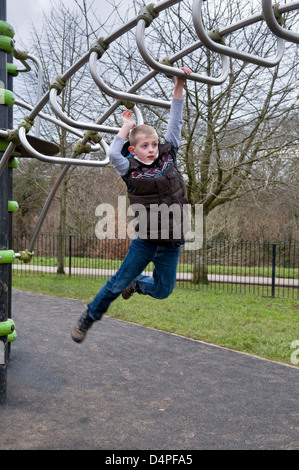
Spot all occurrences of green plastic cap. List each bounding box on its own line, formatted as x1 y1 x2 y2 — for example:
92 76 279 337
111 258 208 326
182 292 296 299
0 319 15 337
0 139 9 152
8 329 17 343
0 250 15 264
7 63 18 77
0 35 15 53
0 89 15 107
0 20 15 38
8 201 19 212
8 157 19 168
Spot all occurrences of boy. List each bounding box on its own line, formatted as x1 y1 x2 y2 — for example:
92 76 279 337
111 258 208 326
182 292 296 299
71 66 192 343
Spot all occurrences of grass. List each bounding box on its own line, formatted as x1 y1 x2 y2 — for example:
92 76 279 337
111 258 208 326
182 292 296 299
12 273 299 367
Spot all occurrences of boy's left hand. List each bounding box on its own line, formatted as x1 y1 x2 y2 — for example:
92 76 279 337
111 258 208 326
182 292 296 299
175 66 192 86
121 109 136 129
181 66 192 75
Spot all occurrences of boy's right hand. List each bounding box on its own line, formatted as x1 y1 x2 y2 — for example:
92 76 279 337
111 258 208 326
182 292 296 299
121 110 136 129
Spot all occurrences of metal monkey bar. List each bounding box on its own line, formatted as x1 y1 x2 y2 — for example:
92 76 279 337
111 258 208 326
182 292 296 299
262 0 299 44
2 0 299 174
192 0 286 66
2 1 298 171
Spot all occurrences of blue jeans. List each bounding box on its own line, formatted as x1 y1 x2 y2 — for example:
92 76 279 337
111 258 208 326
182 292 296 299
88 237 181 321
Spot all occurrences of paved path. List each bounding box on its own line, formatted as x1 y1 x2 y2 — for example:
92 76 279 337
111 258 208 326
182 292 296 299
12 264 299 287
0 290 298 450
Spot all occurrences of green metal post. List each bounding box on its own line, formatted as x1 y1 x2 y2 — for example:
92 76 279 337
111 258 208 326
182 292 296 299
7 52 13 359
0 0 9 405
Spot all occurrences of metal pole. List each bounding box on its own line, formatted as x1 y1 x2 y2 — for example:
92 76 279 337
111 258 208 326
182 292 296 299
69 235 72 278
0 0 9 405
7 52 13 359
271 244 277 298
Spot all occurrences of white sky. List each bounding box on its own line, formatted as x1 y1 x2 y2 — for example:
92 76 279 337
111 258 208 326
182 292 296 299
7 0 74 41
6 0 131 45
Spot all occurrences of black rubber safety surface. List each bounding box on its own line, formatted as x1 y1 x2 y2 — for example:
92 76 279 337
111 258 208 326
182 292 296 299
0 289 298 450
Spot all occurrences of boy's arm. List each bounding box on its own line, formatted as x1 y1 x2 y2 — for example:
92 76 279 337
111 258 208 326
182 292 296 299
165 67 191 148
108 136 130 176
107 110 135 176
165 98 184 149
173 66 192 99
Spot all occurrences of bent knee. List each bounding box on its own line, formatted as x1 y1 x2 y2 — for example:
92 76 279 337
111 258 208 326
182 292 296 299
153 284 174 300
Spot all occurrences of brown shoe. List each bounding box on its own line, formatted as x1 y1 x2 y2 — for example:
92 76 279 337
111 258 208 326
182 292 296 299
71 310 94 343
122 282 136 300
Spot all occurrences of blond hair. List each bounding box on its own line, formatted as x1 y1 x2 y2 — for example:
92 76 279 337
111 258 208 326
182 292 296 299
129 124 158 147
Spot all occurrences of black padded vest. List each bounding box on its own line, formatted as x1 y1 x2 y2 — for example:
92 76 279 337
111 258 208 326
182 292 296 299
122 142 189 243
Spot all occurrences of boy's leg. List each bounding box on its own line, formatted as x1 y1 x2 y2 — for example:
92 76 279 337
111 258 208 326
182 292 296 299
71 240 180 343
71 238 156 343
134 243 181 299
88 238 156 320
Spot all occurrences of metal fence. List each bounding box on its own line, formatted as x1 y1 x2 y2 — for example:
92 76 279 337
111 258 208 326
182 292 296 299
12 232 299 299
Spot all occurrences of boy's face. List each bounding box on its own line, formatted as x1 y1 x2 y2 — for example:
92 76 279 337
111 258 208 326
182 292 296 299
128 133 159 164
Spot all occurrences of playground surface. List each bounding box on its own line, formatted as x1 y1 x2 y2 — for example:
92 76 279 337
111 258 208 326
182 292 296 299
0 289 298 450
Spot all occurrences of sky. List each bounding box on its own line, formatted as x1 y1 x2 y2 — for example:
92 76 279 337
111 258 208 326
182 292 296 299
7 0 75 42
6 0 130 46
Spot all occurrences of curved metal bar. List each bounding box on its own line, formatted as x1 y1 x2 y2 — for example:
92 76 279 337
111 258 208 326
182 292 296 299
104 0 182 44
0 142 16 177
262 0 299 44
16 60 31 73
49 88 121 134
28 105 142 250
15 99 84 139
28 132 110 250
136 18 229 86
18 55 90 124
152 0 182 13
16 99 108 153
90 138 109 154
132 105 144 125
18 127 110 167
192 0 285 67
280 1 299 14
96 67 161 124
89 52 171 108
26 54 43 138
17 0 180 149
29 109 142 252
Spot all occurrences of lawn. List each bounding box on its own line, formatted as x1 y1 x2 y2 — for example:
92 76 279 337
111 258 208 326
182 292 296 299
12 273 299 367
